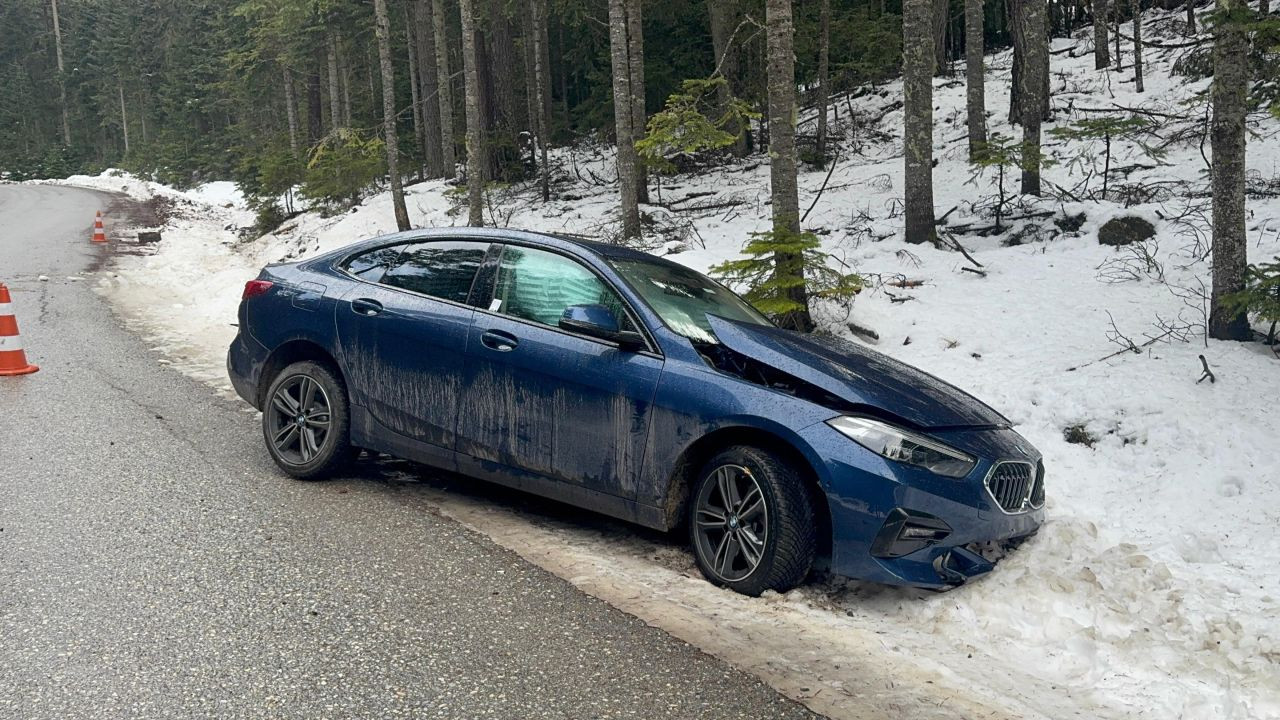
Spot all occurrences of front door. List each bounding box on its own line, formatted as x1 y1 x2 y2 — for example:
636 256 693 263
455 244 663 499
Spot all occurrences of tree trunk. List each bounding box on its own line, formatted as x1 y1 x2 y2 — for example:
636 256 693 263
904 0 938 244
523 2 539 140
51 0 71 146
460 0 486 225
307 71 323 142
1185 0 1196 33
765 0 813 331
416 0 445 177
327 31 342 131
1208 0 1250 340
406 8 427 178
626 0 649 204
1009 0 1024 123
373 0 411 231
1131 0 1144 92
556 19 571 131
817 0 831 160
934 0 951 76
119 83 130 156
1019 0 1047 195
340 49 353 127
283 65 300 154
1093 0 1111 68
529 0 552 201
709 0 748 155
1114 3 1122 69
608 0 642 240
433 0 458 178
966 0 987 158
485 1 520 179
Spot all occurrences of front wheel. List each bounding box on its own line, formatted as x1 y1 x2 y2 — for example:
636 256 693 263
262 361 355 480
688 446 817 596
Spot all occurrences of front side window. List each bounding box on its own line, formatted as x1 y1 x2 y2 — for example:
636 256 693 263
341 244 405 284
608 258 772 344
382 241 489 304
492 245 635 332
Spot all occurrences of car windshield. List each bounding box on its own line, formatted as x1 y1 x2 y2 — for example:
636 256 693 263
608 258 772 344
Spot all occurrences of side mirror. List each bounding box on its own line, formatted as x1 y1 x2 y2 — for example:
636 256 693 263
559 304 645 350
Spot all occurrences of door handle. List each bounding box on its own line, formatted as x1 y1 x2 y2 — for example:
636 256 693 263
351 298 384 316
480 329 518 352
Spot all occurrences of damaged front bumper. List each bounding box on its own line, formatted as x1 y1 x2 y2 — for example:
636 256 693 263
799 421 1045 589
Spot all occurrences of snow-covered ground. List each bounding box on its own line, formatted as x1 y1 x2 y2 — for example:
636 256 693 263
48 9 1279 719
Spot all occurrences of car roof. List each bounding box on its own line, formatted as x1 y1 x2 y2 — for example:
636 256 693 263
342 226 680 267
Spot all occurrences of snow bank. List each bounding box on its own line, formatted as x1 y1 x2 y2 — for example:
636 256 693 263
67 8 1280 719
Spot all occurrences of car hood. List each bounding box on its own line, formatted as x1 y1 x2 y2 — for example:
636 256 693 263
707 315 1009 429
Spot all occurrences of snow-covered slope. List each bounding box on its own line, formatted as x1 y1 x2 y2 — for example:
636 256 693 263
58 8 1280 719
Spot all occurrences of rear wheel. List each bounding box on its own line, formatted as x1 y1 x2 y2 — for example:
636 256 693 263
262 361 354 480
688 445 817 596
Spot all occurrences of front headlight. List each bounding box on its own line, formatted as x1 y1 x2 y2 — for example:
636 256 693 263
827 416 977 478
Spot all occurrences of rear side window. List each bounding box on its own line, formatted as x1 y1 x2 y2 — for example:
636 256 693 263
342 244 405 284
382 241 489 304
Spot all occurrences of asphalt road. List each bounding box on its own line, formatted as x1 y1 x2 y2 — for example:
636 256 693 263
0 184 820 719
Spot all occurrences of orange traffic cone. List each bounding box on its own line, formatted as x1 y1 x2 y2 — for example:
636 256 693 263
0 284 39 376
91 211 107 244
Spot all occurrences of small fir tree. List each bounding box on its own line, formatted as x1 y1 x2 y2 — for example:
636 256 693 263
710 229 863 319
1049 116 1163 201
968 133 1026 230
636 77 758 175
301 128 386 210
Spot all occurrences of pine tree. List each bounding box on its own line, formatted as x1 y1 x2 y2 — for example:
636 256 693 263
765 0 813 331
433 0 458 178
1131 0 1144 93
460 0 486 225
608 0 643 240
1018 0 1047 195
373 0 411 231
1209 0 1251 340
1093 0 1111 68
966 0 987 158
904 0 938 244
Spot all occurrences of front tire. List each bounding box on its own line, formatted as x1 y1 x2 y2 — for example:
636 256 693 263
688 445 817 596
262 361 355 480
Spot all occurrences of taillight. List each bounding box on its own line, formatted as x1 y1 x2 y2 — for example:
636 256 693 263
242 279 274 300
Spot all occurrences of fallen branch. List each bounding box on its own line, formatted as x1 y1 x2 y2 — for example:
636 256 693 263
802 151 842 223
888 278 926 288
676 201 746 213
847 322 880 342
948 234 985 269
1066 326 1180 371
961 266 988 277
1113 30 1205 49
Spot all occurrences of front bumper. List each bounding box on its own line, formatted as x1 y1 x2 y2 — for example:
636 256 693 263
799 421 1045 589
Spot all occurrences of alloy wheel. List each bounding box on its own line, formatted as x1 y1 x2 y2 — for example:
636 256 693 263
693 464 769 582
266 374 332 465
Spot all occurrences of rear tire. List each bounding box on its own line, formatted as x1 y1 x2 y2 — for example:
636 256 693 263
688 445 817 596
262 361 355 480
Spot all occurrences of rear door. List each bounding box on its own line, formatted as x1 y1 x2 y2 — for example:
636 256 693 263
335 240 490 448
455 244 663 499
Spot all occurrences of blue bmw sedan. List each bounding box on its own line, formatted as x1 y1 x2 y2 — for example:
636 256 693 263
228 228 1044 595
